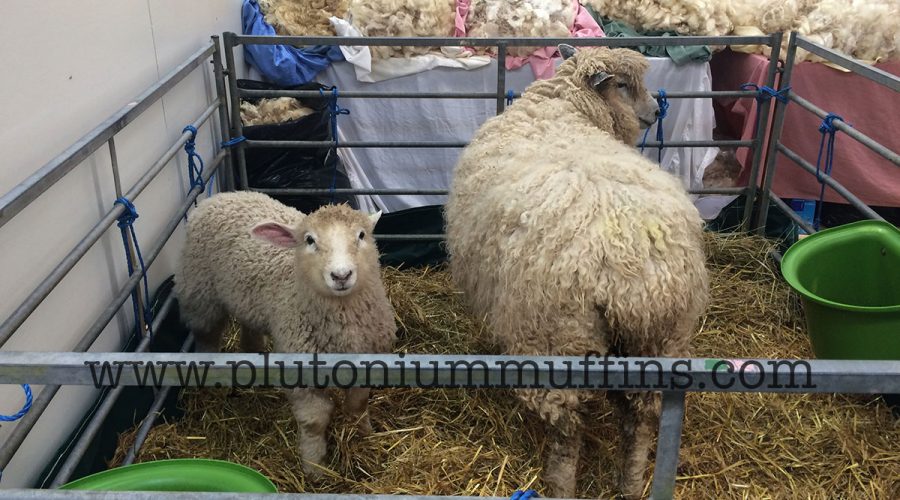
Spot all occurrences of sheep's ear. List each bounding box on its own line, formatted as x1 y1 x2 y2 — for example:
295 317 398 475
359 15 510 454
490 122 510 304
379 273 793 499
251 221 299 248
368 210 382 226
589 71 614 91
558 43 577 60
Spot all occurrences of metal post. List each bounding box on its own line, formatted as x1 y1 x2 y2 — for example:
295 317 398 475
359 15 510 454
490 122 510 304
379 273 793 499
222 32 249 190
46 296 176 488
107 137 149 337
650 391 687 500
740 32 783 232
496 42 507 115
754 31 799 233
211 35 236 193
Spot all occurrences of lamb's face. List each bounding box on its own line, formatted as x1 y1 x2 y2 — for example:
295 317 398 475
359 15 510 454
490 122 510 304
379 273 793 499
250 205 382 298
558 44 660 129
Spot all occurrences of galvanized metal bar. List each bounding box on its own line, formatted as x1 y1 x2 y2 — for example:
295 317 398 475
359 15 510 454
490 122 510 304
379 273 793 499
238 89 759 100
0 154 226 471
740 32 783 232
754 32 799 233
229 34 774 48
223 32 249 190
794 36 900 92
110 332 194 470
0 102 220 349
767 191 817 235
496 42 507 114
254 187 747 197
211 35 236 193
0 43 216 230
243 139 753 149
649 391 687 500
776 144 886 222
689 187 747 195
2 351 899 394
47 295 177 488
787 92 900 168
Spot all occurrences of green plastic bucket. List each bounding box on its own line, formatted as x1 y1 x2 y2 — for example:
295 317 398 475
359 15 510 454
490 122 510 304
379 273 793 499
781 220 900 360
59 459 277 492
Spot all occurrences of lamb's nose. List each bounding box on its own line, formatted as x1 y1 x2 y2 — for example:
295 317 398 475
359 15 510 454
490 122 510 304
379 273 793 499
331 270 353 281
655 108 661 117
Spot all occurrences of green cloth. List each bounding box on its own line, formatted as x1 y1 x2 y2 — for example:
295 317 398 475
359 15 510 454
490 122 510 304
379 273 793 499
584 7 712 65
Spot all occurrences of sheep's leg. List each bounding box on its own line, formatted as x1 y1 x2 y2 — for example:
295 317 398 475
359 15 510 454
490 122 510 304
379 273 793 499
608 390 659 499
286 387 335 478
182 301 228 353
518 388 582 498
238 325 268 354
343 387 374 437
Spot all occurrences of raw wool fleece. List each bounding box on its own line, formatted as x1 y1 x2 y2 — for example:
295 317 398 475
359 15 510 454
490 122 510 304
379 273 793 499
444 47 709 498
240 97 315 126
175 191 396 477
257 0 349 36
346 0 456 59
466 0 577 57
582 0 733 36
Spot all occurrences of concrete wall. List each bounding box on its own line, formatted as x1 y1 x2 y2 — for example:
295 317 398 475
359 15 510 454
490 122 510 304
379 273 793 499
0 0 245 487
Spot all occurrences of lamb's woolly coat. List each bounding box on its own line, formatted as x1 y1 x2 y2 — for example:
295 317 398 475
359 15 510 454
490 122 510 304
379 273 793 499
175 192 396 477
175 191 395 356
444 47 708 498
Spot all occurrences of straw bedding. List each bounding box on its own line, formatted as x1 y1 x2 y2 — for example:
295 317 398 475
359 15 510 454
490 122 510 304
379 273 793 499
111 231 900 498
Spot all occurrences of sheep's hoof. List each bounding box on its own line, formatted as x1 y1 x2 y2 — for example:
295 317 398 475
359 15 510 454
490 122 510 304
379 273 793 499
356 418 374 438
302 462 326 481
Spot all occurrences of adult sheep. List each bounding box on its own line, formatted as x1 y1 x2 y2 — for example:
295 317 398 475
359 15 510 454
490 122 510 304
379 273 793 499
175 191 396 477
444 45 709 498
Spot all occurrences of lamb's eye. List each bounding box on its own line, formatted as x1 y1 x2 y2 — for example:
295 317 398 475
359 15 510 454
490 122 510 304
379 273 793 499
358 231 366 240
305 235 316 246
617 82 627 89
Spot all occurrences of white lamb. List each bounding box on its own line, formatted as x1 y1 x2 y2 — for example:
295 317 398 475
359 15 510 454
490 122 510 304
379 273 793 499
175 191 397 477
444 45 709 498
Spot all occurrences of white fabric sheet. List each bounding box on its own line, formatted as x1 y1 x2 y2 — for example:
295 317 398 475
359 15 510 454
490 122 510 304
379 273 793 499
318 57 719 213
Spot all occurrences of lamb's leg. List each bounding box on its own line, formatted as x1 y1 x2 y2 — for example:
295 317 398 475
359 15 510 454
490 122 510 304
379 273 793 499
238 325 268 354
286 387 335 478
518 388 582 498
608 390 659 500
343 387 374 437
181 300 228 353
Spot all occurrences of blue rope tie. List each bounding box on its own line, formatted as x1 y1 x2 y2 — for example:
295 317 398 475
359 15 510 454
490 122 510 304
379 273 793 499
639 89 669 163
813 113 847 230
506 90 515 105
510 489 539 500
739 83 791 145
0 384 32 422
319 87 350 204
114 197 154 339
221 135 246 148
181 125 213 200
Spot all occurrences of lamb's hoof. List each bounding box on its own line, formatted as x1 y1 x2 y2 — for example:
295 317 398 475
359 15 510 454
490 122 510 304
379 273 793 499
355 417 374 437
302 462 326 481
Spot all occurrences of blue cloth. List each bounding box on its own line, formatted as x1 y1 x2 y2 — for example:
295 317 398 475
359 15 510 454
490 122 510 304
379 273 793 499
241 0 345 86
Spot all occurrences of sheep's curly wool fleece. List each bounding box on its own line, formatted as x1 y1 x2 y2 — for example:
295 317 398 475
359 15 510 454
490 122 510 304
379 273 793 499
582 0 733 36
240 98 315 126
257 0 349 36
347 0 456 59
466 0 577 57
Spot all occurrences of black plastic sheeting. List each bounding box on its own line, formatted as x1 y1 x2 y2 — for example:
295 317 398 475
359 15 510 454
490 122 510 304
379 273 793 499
237 79 356 214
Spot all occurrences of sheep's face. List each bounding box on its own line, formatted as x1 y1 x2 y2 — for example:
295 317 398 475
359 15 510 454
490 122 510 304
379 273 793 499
251 204 382 298
558 44 660 136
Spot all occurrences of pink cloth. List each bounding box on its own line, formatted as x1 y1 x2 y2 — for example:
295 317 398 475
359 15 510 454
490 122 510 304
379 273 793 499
712 51 900 208
454 0 605 80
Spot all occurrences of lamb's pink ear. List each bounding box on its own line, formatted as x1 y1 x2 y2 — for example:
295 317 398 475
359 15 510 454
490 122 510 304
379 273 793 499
251 221 298 248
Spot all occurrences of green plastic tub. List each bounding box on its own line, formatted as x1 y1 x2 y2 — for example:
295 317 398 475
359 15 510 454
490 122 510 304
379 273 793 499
59 459 277 492
781 220 900 360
